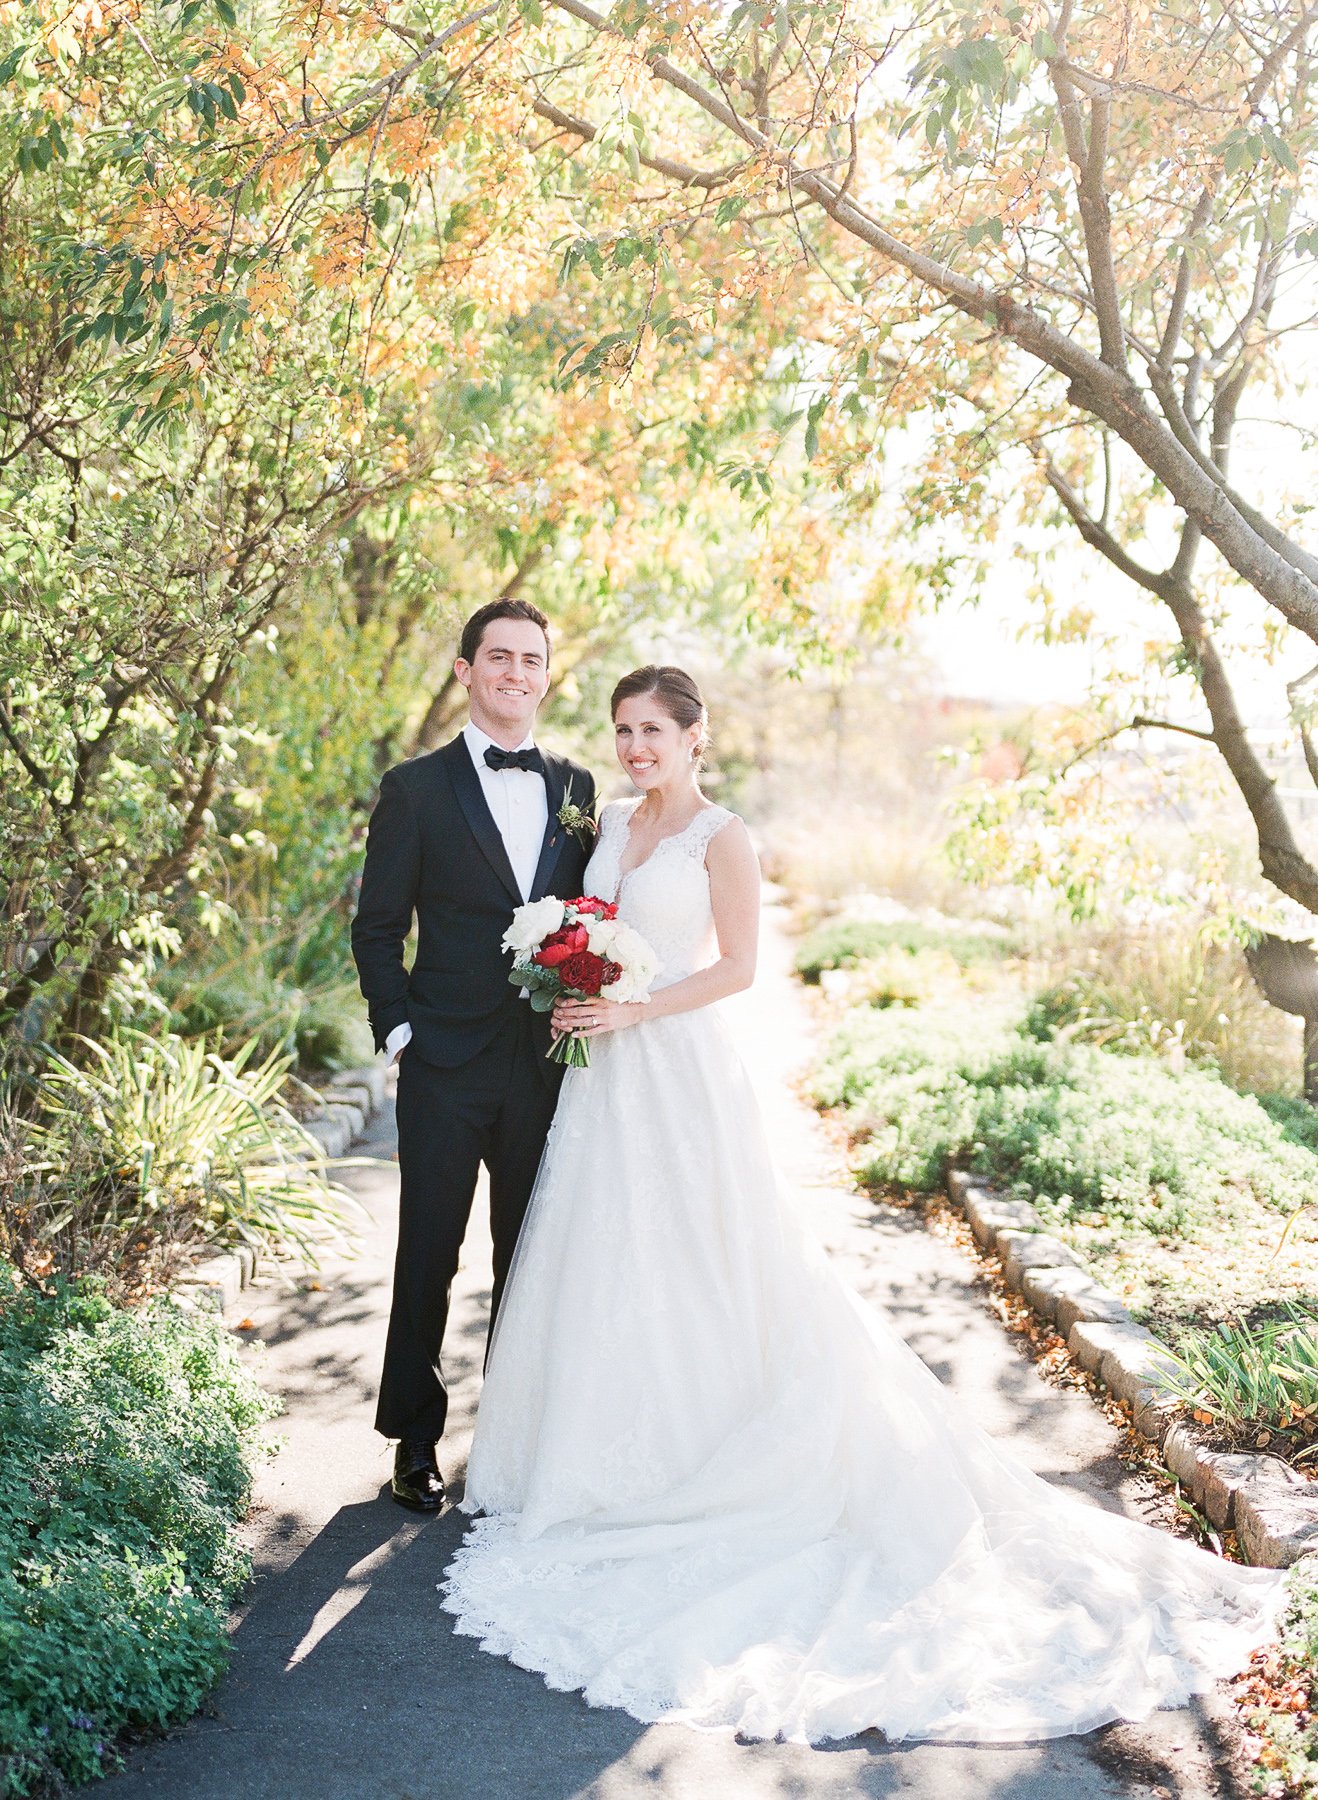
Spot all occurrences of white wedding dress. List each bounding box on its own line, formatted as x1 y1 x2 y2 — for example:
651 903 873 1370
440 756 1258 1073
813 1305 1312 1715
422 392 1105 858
440 798 1288 1744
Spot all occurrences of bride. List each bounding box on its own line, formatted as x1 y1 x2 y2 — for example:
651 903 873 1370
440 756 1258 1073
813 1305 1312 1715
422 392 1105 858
440 663 1288 1745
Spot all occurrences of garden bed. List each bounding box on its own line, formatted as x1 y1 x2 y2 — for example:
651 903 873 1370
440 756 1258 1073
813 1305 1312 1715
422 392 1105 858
799 910 1318 1477
798 907 1318 1794
800 916 1318 1332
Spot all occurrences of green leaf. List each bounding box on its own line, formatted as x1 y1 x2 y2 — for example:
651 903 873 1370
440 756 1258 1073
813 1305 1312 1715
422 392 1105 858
1263 127 1298 174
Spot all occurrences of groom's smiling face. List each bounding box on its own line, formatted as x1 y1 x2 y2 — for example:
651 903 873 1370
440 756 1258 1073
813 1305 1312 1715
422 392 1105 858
455 619 551 745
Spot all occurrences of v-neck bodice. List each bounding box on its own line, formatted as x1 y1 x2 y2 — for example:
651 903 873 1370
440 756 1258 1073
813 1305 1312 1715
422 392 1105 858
584 798 735 990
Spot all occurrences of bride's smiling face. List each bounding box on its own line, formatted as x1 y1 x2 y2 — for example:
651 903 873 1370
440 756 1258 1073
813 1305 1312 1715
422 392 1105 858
613 694 699 791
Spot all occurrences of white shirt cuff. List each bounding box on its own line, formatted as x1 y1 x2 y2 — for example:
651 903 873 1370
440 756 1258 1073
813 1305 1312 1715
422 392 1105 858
384 1022 413 1059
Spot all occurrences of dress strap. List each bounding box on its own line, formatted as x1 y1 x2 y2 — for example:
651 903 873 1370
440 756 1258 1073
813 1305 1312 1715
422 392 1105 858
598 797 642 840
678 804 737 861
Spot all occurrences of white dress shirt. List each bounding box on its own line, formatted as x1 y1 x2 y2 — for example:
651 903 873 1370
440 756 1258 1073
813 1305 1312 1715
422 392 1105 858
384 721 548 1061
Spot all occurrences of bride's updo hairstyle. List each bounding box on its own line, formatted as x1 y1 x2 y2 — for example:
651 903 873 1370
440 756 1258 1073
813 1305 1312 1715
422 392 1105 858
610 665 711 767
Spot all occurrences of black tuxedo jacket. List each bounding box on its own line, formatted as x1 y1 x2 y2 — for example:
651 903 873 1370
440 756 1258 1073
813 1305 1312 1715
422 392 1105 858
351 735 597 1068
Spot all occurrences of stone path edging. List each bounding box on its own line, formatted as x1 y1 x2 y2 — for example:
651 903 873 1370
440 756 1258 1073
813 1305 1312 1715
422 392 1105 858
947 1169 1318 1569
174 1063 388 1312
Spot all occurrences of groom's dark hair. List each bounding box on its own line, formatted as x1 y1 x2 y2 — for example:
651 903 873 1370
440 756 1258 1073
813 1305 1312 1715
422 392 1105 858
459 598 551 666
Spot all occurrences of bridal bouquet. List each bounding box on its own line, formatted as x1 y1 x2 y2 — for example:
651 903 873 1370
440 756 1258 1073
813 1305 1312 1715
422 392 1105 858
502 895 657 1067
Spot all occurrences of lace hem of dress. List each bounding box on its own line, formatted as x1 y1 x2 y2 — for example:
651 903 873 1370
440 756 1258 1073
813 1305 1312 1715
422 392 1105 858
438 1507 1288 1746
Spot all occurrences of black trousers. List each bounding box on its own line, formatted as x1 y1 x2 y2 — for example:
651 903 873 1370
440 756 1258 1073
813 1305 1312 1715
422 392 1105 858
374 1006 560 1442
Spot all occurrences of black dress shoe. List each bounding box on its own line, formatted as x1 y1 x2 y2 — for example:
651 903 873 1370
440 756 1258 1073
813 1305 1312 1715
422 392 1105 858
391 1437 447 1512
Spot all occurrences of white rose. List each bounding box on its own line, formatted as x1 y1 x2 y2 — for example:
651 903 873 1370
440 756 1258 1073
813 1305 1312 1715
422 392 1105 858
602 972 647 1004
584 916 619 957
502 896 565 957
600 921 659 1002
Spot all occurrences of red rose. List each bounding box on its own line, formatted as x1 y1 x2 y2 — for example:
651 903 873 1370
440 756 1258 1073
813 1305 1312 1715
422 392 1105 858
557 951 621 996
568 896 618 920
534 923 589 966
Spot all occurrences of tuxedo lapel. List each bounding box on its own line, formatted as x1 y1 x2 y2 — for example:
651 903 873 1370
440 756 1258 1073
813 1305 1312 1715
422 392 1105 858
529 754 569 903
440 737 523 906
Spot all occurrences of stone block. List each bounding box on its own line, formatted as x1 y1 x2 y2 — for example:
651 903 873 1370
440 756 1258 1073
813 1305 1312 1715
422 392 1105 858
999 1230 1085 1293
1068 1317 1154 1379
318 1100 364 1140
325 1081 372 1116
946 1169 978 1205
1131 1383 1179 1445
1019 1262 1068 1322
1020 1262 1093 1324
1098 1329 1181 1408
1054 1282 1135 1338
305 1114 352 1158
960 1187 1047 1251
1161 1427 1263 1529
1235 1463 1318 1568
332 1064 387 1110
176 1252 244 1311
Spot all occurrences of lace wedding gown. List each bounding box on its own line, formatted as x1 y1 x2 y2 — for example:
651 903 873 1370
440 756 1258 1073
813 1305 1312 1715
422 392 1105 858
440 798 1288 1745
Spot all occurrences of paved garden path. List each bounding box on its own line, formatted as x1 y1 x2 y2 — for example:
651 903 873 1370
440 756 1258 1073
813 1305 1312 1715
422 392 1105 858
101 900 1248 1800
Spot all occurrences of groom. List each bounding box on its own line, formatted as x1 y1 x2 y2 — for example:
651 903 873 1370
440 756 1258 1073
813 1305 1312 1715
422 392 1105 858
351 598 596 1511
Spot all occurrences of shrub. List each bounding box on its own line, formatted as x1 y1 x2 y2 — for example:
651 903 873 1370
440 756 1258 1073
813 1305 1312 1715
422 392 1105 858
0 1271 280 1795
794 918 1014 984
160 962 374 1073
847 947 949 1009
813 1005 1318 1223
12 1029 363 1286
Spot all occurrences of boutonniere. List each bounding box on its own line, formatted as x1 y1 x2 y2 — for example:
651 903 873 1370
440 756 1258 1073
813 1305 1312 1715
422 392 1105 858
556 777 597 847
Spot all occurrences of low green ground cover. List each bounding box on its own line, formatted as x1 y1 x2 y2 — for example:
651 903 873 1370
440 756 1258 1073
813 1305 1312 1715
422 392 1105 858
793 917 1016 983
811 997 1318 1328
0 1272 278 1796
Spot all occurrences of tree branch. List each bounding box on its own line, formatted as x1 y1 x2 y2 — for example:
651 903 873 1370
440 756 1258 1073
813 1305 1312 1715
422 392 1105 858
543 0 1318 647
530 94 748 187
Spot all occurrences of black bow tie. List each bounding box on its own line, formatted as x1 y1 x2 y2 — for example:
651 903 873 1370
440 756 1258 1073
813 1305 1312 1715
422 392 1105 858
484 744 544 775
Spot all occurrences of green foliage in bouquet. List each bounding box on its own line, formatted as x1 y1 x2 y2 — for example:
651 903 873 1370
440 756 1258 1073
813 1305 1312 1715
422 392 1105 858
508 962 562 1015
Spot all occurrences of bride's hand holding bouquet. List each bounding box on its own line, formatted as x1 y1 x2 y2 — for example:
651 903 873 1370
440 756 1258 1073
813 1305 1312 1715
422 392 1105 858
502 895 657 1067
